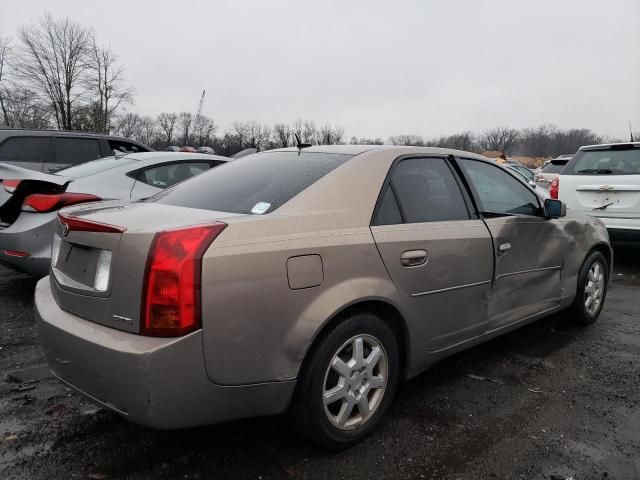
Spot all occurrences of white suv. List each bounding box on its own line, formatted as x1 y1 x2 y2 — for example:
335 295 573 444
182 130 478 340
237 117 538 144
551 142 640 241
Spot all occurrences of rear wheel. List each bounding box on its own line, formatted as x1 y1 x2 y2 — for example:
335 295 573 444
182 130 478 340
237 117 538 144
289 312 399 449
570 251 608 325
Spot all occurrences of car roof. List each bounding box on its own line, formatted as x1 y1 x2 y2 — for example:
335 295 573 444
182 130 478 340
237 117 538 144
0 128 149 144
263 144 489 160
579 142 640 151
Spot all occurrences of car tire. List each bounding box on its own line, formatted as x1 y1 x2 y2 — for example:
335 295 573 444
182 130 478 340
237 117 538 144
570 251 608 325
289 312 400 449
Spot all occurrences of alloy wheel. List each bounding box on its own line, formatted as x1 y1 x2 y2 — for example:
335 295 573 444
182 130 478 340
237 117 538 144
322 334 388 431
584 261 605 316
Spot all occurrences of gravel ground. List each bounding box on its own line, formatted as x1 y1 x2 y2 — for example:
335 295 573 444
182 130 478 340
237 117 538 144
0 245 639 480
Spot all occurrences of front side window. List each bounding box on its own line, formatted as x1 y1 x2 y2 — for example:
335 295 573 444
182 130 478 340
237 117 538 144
55 138 102 165
563 147 640 175
375 157 469 225
0 137 50 162
138 162 211 189
459 158 540 216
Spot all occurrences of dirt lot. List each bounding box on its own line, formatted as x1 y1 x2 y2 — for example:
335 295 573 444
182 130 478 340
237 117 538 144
1 246 639 480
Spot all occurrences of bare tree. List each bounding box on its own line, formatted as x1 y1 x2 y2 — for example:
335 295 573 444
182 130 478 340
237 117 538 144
113 112 143 139
478 127 519 153
192 114 217 146
137 115 157 146
272 122 292 147
2 86 51 128
302 120 317 144
389 134 424 146
318 123 345 145
86 38 134 133
157 112 178 146
0 36 11 126
233 120 271 150
15 14 93 130
177 112 193 145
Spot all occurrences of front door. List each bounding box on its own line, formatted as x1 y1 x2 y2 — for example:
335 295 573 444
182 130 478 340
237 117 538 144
457 158 568 331
370 156 494 353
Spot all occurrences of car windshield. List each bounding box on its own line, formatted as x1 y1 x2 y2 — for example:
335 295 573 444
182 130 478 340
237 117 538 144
151 151 352 214
55 156 136 178
563 147 640 175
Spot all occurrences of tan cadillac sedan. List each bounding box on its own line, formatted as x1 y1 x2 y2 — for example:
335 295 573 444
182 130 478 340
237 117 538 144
35 145 612 448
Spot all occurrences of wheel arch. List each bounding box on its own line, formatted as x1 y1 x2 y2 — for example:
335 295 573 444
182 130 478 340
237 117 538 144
299 298 412 381
587 241 613 277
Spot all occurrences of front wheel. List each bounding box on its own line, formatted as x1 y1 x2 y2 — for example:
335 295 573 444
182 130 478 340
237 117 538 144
289 312 400 449
570 251 608 325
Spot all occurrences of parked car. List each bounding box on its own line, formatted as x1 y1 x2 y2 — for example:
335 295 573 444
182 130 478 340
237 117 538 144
0 152 229 276
535 157 571 187
36 145 611 449
196 146 215 154
550 142 640 242
506 163 535 182
505 164 550 198
0 128 153 173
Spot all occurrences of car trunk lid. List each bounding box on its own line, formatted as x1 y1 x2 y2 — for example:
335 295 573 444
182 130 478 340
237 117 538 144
0 163 69 227
50 202 243 334
558 174 640 219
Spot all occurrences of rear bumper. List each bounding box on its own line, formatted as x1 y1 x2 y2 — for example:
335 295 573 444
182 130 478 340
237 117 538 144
35 277 295 429
0 212 56 277
595 216 640 233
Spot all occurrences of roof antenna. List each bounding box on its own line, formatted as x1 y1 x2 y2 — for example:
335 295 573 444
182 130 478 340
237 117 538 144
629 121 635 142
294 133 312 155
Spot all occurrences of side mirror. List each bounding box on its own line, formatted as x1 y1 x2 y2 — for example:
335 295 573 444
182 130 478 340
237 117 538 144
544 199 566 218
528 180 537 189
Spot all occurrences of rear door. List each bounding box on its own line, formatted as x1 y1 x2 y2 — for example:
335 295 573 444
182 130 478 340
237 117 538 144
0 136 51 172
558 145 640 227
370 156 494 352
457 158 568 331
46 136 102 172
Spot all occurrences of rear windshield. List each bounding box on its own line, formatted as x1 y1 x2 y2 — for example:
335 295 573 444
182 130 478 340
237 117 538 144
152 151 352 214
541 162 566 174
56 156 136 178
563 147 640 175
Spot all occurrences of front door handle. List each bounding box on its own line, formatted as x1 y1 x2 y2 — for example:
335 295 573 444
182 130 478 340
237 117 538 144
498 242 511 255
401 250 428 267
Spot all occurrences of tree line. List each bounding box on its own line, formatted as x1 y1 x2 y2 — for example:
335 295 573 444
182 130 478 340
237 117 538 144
1 14 634 158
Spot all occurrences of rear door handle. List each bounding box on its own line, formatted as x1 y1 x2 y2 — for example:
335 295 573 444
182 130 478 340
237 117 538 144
401 250 428 267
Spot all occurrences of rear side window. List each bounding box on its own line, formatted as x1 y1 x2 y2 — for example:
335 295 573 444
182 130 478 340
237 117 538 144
55 138 102 165
377 158 469 224
563 147 640 175
138 162 210 189
0 137 50 162
153 151 351 214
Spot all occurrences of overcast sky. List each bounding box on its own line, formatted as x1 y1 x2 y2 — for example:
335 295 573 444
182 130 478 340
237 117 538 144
2 0 639 139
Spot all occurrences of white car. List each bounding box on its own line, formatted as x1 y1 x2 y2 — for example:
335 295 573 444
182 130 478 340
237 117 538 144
0 152 229 276
550 142 640 241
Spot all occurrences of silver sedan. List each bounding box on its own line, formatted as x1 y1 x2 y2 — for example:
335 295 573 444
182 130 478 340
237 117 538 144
0 152 229 276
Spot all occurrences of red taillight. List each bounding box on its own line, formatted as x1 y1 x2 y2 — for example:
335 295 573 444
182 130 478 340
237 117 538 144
3 250 30 257
3 180 21 193
57 212 127 234
550 177 559 199
23 193 101 213
141 223 227 337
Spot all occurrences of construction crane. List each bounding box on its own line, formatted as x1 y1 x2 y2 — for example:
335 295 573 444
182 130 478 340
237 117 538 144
194 89 206 127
